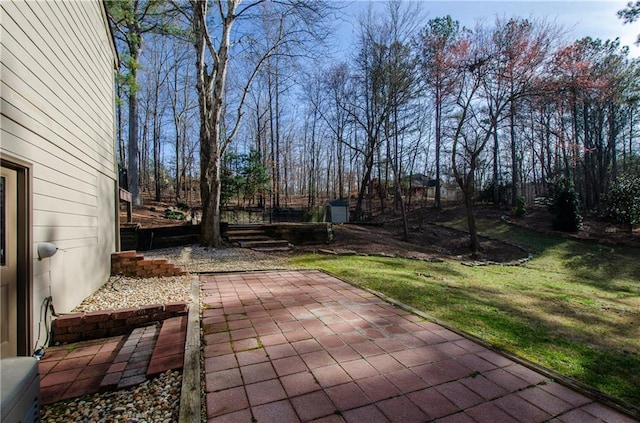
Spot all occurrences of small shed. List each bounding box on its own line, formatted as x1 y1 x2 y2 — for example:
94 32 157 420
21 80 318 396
324 200 349 223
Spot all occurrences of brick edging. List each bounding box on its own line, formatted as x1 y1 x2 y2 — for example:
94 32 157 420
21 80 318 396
51 301 188 344
111 251 188 277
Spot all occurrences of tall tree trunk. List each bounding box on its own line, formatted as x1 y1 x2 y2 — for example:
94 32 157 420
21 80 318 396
175 119 181 201
283 134 290 206
464 183 479 253
337 133 344 200
117 84 126 168
608 103 617 184
510 96 518 206
268 66 278 210
434 83 442 209
274 70 281 209
354 145 375 221
377 143 385 214
193 0 234 247
492 125 500 204
153 95 161 202
128 59 141 205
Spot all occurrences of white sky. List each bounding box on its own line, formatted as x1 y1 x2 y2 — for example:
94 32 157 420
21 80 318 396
338 1 640 57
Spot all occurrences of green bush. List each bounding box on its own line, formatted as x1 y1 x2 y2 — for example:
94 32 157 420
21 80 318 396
514 196 526 217
606 174 640 229
165 209 186 220
478 181 512 205
548 177 582 232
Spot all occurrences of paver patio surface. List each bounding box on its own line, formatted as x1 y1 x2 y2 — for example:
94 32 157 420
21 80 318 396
201 270 638 423
38 315 187 405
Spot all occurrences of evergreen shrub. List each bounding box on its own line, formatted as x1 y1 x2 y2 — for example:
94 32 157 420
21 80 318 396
548 177 582 232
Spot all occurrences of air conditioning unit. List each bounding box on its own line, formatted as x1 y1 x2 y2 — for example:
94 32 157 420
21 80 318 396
1 357 40 423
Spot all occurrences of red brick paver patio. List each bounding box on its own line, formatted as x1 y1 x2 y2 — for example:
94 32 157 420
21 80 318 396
201 270 638 423
38 315 187 405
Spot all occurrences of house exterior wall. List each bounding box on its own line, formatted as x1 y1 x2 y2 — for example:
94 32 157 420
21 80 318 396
1 0 117 348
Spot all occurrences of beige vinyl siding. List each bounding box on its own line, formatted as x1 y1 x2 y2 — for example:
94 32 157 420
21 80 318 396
0 0 117 318
11 1 114 123
1 4 114 174
0 116 100 187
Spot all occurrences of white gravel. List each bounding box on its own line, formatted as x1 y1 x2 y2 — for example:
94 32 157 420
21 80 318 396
41 370 181 423
72 275 192 313
144 245 291 273
73 246 290 313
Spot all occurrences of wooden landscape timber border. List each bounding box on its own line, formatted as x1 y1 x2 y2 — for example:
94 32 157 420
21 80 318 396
120 224 201 251
261 222 333 245
121 222 333 251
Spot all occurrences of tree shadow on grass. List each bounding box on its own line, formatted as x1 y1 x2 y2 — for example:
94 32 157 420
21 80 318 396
477 221 640 295
380 278 640 408
558 243 640 293
294 228 640 406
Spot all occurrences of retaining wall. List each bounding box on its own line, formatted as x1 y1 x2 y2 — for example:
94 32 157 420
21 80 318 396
51 301 188 344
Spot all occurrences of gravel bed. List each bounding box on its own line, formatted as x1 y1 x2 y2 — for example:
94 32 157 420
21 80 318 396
144 245 292 273
40 370 181 423
72 246 289 313
72 275 192 313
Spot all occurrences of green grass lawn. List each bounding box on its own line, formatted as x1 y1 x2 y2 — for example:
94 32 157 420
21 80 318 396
289 221 640 407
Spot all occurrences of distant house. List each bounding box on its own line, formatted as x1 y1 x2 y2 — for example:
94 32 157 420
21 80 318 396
1 1 118 356
404 174 437 199
402 174 462 203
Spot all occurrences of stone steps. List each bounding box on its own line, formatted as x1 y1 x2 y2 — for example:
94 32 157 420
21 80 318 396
227 233 272 242
224 225 292 251
237 239 291 249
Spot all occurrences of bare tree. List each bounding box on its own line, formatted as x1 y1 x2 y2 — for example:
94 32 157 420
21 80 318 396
379 1 422 238
348 5 407 220
447 26 507 253
107 0 176 205
165 39 197 202
488 17 556 206
187 0 335 246
415 15 461 209
321 63 352 201
141 35 172 201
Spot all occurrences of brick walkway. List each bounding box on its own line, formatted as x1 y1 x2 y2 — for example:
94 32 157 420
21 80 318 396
201 270 638 423
38 315 187 405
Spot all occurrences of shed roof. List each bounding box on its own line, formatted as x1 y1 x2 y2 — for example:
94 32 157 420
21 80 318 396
326 199 348 207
